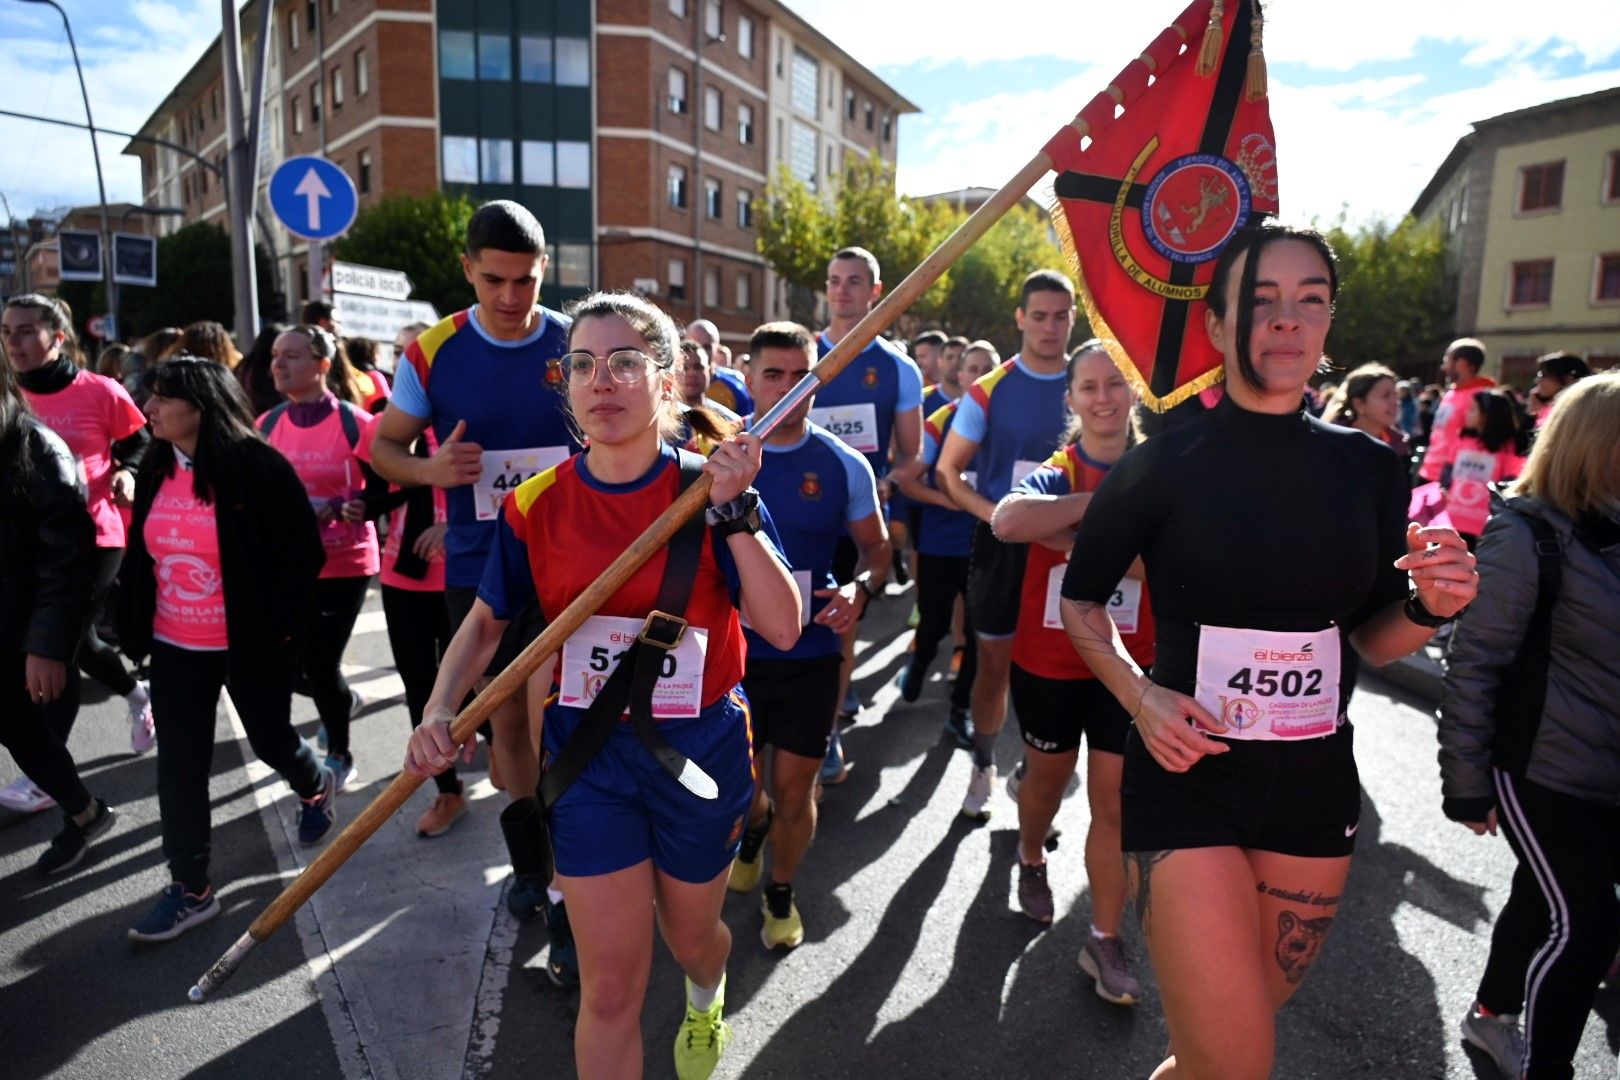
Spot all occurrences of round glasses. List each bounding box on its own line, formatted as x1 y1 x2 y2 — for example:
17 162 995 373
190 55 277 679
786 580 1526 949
558 348 661 386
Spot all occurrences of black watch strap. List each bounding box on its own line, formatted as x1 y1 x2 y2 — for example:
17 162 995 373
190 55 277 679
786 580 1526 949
1403 589 1460 628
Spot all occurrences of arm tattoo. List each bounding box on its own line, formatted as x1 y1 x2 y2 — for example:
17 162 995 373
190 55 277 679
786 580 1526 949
1125 850 1173 929
1274 910 1335 985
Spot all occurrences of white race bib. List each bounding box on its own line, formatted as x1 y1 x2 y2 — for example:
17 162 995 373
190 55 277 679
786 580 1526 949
558 615 709 718
474 446 571 521
1043 567 1141 632
1011 459 1043 488
1448 448 1495 534
809 403 880 454
742 569 813 631
962 469 977 491
1194 624 1341 741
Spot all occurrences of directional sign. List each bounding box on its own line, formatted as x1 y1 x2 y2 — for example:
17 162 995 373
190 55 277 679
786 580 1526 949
332 260 413 301
331 294 439 342
268 155 358 241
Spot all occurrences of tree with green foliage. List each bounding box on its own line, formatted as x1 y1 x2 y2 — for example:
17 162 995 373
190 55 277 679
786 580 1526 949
1320 214 1453 375
332 191 479 315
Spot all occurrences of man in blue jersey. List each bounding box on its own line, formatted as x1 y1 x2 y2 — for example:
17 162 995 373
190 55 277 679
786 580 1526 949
368 200 581 982
813 247 925 777
728 322 889 949
936 272 1077 819
911 328 947 389
687 318 753 417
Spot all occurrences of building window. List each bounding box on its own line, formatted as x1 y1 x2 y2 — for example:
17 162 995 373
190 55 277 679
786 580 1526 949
556 244 591 289
522 140 555 186
668 165 688 209
289 12 299 50
479 33 512 80
358 150 372 194
736 272 752 309
330 0 338 12
519 35 553 82
738 15 754 59
668 68 688 114
705 178 722 219
557 142 590 188
864 103 874 132
1518 161 1564 213
826 145 835 178
306 1 316 33
736 190 753 228
704 0 722 40
882 113 892 143
790 49 818 117
442 136 478 183
669 0 686 15
332 67 344 109
480 139 514 183
845 89 855 120
356 49 369 95
292 96 303 134
790 120 817 191
737 103 754 145
703 266 721 308
440 31 475 80
556 38 589 86
311 82 322 123
1604 151 1620 204
668 259 687 301
703 86 722 131
1596 253 1620 302
1509 259 1554 307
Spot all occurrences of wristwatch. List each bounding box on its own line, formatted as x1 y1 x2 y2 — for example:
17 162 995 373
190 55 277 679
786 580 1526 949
854 572 882 603
1403 588 1462 628
706 488 762 538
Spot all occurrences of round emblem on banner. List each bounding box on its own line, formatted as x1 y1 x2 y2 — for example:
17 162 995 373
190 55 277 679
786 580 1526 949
1140 154 1252 264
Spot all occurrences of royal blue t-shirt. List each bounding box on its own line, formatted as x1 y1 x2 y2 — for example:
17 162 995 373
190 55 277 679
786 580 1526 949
948 354 1069 504
707 366 754 417
392 306 577 587
744 421 879 660
918 398 978 558
812 332 924 477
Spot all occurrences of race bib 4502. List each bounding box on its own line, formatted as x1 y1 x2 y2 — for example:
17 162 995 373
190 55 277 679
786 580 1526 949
1194 624 1341 741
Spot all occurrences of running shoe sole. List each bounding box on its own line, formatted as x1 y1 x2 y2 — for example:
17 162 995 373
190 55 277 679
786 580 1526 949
1078 945 1140 1005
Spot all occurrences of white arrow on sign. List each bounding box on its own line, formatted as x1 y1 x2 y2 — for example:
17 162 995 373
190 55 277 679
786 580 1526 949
294 167 333 232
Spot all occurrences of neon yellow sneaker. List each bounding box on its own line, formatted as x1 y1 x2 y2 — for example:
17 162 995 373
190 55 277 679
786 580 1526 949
760 883 805 950
674 975 732 1080
727 804 771 895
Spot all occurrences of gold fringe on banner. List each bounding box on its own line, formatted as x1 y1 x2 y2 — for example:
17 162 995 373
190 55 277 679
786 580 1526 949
1195 0 1225 77
1244 1 1268 101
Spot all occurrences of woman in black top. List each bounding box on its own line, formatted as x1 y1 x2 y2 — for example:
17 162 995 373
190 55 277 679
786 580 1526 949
1059 224 1478 1080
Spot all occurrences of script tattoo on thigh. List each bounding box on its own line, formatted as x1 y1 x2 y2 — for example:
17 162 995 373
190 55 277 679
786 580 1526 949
1274 911 1334 984
1125 850 1173 928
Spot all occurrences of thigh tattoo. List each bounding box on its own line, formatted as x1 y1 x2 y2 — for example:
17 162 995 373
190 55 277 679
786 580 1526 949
1274 910 1335 984
1125 850 1173 928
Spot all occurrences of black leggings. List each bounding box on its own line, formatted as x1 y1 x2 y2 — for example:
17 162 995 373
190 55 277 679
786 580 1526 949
150 641 323 894
1 648 92 817
912 552 976 709
299 576 371 757
79 546 138 699
1476 768 1619 1080
381 585 458 794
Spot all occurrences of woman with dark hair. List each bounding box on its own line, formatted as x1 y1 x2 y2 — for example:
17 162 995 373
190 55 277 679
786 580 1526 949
3 294 155 783
0 354 117 873
343 336 392 413
119 355 336 942
236 322 289 417
1445 387 1528 543
406 291 798 1080
1058 223 1478 1079
1440 372 1620 1080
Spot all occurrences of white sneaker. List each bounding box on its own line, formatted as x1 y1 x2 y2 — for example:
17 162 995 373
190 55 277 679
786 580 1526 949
0 776 57 813
962 763 996 820
1004 758 1026 803
129 681 156 754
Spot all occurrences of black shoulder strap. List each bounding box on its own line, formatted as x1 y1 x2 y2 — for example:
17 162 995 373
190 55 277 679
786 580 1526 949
335 401 363 449
539 451 711 809
1489 512 1563 773
257 402 290 439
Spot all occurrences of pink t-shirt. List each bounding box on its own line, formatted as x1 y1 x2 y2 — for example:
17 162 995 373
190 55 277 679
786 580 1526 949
357 423 447 592
1446 436 1526 536
261 402 381 579
1419 376 1496 481
145 464 228 651
23 369 148 548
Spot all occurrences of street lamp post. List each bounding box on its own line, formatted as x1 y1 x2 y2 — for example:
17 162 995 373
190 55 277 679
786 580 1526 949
18 0 119 339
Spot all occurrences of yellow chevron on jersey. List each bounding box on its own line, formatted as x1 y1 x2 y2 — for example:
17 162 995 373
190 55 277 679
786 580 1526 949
412 311 464 372
512 461 564 516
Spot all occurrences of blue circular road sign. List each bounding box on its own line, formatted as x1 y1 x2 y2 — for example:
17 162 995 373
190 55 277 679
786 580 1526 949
268 155 359 241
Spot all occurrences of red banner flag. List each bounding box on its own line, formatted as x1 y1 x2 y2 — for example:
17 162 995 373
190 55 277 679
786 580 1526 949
1046 0 1278 411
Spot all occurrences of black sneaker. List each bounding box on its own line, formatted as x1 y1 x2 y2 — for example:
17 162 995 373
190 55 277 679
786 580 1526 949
944 707 974 750
896 661 925 703
36 799 116 875
544 895 580 987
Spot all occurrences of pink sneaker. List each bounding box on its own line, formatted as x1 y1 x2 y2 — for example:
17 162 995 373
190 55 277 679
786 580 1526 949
129 684 156 755
0 777 57 814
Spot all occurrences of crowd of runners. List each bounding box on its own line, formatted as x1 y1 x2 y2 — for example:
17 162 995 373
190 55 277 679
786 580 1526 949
2 198 1616 1080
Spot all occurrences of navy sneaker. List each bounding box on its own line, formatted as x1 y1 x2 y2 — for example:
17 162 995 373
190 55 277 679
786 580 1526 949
896 661 925 703
297 766 338 845
324 751 359 792
507 874 546 922
544 895 580 987
36 800 116 876
944 707 974 750
128 882 219 942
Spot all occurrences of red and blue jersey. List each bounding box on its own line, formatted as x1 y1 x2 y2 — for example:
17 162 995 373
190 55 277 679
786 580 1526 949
1011 444 1155 680
746 421 880 661
391 305 577 587
949 355 1069 503
479 444 785 714
918 398 977 558
812 332 924 477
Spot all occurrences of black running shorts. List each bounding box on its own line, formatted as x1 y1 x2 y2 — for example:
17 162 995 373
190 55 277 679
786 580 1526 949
1009 663 1131 756
742 654 843 759
444 584 545 678
967 521 1026 639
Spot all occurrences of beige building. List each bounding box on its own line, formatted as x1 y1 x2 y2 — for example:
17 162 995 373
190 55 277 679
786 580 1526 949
1412 87 1620 386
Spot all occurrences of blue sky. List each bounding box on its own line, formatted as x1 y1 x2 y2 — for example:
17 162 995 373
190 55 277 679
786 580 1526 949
2 1 1617 228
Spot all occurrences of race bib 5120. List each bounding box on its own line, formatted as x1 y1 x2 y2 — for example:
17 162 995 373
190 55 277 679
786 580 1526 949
558 615 709 718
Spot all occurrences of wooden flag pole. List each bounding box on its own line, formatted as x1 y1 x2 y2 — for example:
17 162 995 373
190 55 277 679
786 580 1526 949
188 140 1070 1003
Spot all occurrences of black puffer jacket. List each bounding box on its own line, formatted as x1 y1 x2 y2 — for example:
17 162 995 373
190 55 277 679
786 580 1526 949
0 417 95 661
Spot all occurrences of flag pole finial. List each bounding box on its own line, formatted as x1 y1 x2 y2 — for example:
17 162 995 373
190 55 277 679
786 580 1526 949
1196 0 1225 76
1244 1 1268 101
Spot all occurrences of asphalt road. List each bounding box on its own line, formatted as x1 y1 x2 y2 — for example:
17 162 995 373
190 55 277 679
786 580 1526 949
2 582 1615 1079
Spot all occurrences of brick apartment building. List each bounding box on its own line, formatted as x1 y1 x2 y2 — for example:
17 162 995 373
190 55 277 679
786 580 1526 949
125 0 916 342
